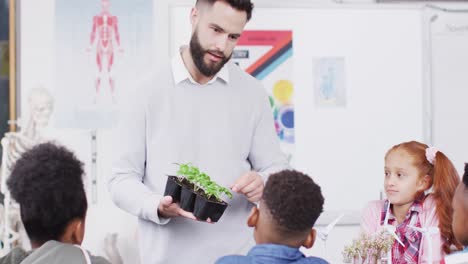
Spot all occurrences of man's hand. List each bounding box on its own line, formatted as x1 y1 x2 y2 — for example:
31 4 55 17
157 196 196 220
231 171 264 203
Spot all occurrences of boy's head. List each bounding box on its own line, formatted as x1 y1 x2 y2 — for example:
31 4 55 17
7 142 87 248
248 170 324 249
452 163 468 246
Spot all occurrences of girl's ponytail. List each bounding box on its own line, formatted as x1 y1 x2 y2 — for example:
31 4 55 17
432 151 462 253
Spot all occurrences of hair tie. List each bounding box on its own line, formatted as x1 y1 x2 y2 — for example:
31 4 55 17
425 146 438 165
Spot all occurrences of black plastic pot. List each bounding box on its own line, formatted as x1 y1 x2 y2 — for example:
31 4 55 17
164 176 181 203
179 186 196 212
193 194 228 222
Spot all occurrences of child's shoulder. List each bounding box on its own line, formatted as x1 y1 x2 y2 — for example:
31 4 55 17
363 200 385 213
367 200 385 207
21 241 89 264
301 256 329 264
215 255 250 264
360 200 385 232
420 194 438 216
422 193 436 207
418 194 439 225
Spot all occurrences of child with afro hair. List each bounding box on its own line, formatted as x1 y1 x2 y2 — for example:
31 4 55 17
0 143 110 264
216 170 328 264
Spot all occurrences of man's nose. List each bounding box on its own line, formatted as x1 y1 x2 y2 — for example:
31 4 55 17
214 35 228 52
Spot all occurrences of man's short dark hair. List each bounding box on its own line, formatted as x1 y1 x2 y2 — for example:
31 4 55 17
7 142 87 244
262 170 324 233
463 163 468 187
196 0 254 21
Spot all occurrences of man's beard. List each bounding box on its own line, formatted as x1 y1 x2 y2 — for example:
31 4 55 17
190 32 231 77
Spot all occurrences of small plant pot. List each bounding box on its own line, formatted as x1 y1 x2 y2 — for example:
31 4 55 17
164 176 181 203
193 194 228 222
179 186 196 212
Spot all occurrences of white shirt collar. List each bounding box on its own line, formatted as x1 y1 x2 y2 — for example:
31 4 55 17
171 46 229 85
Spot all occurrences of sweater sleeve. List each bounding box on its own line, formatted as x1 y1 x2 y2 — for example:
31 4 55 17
248 89 290 181
108 87 169 225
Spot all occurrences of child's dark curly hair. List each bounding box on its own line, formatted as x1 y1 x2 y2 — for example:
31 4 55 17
262 170 324 233
7 142 87 244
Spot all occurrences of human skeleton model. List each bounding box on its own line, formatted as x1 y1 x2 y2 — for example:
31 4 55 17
0 88 54 255
87 0 123 101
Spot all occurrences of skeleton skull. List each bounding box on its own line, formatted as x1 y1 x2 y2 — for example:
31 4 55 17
28 87 54 129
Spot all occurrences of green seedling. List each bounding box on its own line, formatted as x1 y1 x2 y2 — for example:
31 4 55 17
175 163 233 203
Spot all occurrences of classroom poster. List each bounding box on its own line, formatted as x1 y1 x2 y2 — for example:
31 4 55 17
231 30 294 161
313 57 346 108
54 0 154 129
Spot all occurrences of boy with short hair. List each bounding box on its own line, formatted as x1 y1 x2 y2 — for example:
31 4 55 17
0 143 109 264
216 170 328 264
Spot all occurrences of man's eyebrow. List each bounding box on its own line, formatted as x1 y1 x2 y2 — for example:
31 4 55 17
209 23 225 32
209 23 241 37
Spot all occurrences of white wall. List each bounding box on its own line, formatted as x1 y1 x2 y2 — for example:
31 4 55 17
18 1 141 263
428 8 468 174
17 0 468 263
171 3 427 214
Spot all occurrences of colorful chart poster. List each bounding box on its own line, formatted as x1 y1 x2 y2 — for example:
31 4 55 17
232 30 294 160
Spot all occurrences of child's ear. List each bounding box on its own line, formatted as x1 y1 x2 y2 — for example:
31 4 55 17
61 218 85 245
302 228 317 249
418 174 431 191
70 219 85 245
247 206 259 228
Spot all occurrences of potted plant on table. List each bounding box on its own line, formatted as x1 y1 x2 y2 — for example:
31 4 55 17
164 163 233 222
342 230 394 264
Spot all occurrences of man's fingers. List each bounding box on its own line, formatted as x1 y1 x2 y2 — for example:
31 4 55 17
246 189 263 203
160 196 173 208
177 209 197 220
158 196 178 218
239 180 262 194
195 217 214 224
159 197 222 222
231 179 250 192
248 193 262 203
232 173 255 192
246 188 262 199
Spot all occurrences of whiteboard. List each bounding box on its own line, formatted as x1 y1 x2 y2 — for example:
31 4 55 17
429 10 468 175
170 5 426 223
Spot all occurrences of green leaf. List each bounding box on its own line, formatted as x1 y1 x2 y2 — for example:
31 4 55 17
174 162 233 202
